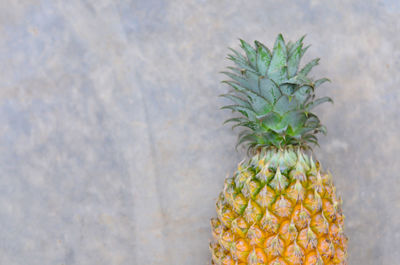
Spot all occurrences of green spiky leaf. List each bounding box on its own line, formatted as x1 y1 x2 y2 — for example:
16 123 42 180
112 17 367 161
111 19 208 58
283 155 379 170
287 35 305 77
240 39 257 69
293 86 312 104
223 117 246 125
300 58 320 76
255 40 272 75
285 110 307 134
267 34 288 84
220 94 251 108
314 78 331 87
305 97 333 110
274 95 298 115
258 78 281 103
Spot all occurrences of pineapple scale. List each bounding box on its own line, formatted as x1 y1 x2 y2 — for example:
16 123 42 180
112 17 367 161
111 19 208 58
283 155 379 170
210 148 348 265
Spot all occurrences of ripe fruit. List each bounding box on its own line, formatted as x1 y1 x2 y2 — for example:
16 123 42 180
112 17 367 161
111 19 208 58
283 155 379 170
210 34 348 265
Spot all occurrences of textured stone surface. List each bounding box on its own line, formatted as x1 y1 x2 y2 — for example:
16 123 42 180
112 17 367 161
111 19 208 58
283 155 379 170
0 0 399 264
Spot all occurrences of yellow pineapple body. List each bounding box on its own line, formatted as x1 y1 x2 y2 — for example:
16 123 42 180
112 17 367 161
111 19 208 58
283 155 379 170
210 149 347 265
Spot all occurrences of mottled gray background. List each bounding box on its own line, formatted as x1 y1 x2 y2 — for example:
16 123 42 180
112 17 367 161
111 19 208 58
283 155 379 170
0 0 399 264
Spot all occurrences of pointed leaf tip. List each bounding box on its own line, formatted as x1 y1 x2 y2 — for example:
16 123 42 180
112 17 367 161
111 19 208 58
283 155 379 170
239 39 257 68
306 97 333 111
255 41 272 75
268 35 288 84
299 58 320 76
276 33 284 41
314 78 331 87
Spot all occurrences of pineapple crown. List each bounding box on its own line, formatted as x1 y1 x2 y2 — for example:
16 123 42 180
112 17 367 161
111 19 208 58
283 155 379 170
221 34 332 153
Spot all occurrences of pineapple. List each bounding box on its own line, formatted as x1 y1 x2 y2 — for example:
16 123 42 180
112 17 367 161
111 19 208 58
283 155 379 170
210 34 348 265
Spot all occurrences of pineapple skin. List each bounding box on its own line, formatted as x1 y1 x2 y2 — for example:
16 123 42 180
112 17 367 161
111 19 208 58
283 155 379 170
210 148 347 265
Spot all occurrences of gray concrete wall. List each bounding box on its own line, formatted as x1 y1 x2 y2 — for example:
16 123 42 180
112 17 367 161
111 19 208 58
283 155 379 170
0 0 399 264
